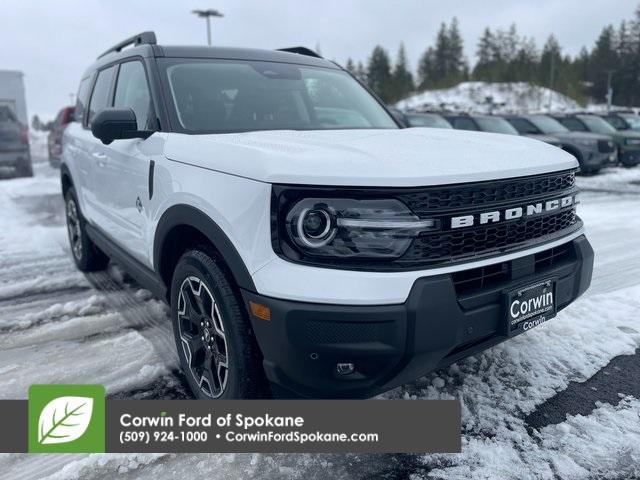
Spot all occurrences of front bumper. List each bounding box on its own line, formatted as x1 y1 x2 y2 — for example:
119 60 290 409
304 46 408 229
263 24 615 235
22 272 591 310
242 235 594 398
582 149 616 170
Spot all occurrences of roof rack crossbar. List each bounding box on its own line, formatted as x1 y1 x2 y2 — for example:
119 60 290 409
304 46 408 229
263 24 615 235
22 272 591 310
277 47 322 59
97 31 157 59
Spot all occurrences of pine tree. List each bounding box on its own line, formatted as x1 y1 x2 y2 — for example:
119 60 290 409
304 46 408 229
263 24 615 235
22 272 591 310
345 58 356 75
366 45 394 102
587 26 618 101
391 43 414 102
417 46 436 89
355 61 367 84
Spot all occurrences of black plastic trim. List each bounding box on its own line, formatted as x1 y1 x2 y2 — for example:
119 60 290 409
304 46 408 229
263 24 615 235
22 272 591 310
85 224 167 300
153 205 256 291
243 235 594 398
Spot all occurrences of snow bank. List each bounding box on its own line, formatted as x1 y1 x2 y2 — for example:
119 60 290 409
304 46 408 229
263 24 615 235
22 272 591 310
396 82 581 114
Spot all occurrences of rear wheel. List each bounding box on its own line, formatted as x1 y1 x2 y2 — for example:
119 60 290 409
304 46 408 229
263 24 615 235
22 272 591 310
64 187 109 271
170 248 268 399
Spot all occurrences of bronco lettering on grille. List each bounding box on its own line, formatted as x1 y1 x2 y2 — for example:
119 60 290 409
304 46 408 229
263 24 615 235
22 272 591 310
451 194 577 229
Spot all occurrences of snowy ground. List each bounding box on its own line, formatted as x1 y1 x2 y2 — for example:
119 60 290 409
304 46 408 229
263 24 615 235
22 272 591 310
0 157 639 478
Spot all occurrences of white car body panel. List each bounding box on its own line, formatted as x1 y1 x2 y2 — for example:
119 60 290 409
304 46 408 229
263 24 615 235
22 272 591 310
163 128 578 187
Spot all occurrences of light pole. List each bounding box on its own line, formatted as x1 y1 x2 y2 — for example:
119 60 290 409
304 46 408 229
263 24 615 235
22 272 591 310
192 9 224 46
605 69 615 113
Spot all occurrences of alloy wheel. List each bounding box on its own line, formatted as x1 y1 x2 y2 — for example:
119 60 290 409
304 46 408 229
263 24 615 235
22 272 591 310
177 276 229 398
66 197 83 261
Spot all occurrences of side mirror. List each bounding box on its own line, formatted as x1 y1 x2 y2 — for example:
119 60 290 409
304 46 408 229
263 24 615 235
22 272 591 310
91 108 152 145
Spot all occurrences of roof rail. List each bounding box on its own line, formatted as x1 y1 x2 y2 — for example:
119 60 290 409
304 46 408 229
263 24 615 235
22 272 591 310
97 31 157 59
277 47 322 59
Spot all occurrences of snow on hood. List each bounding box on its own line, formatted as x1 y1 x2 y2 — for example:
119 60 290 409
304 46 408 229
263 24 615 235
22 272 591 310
163 128 578 187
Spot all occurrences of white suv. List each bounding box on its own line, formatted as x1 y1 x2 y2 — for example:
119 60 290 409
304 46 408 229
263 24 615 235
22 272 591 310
61 32 594 399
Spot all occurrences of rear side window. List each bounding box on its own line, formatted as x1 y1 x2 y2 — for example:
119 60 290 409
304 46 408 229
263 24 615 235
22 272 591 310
508 118 538 135
75 77 91 125
87 65 117 126
558 118 587 132
114 61 152 130
452 117 478 131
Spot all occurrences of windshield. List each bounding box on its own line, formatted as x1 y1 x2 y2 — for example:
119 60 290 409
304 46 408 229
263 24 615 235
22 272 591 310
161 59 398 133
475 117 519 135
578 115 617 134
405 114 452 129
529 115 569 134
620 114 640 129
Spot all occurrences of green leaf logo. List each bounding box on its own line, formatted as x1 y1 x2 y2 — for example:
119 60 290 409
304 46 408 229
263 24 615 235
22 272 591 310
37 396 94 445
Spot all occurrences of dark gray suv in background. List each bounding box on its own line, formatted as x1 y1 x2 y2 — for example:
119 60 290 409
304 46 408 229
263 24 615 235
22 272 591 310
0 106 32 177
505 114 615 174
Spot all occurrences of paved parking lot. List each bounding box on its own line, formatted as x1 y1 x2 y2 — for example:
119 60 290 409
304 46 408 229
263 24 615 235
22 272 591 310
0 160 639 479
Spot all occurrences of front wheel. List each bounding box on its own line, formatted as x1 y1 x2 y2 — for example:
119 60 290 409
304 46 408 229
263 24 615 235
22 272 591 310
170 248 268 399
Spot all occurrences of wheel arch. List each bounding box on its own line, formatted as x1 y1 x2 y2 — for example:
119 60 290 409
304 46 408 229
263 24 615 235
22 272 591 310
154 204 256 298
60 163 74 197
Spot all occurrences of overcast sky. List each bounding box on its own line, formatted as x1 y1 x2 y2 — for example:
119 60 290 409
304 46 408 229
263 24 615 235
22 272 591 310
1 0 638 117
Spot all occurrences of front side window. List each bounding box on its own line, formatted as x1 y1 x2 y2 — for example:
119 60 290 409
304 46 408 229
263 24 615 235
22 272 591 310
558 117 588 132
406 114 452 128
529 116 569 135
619 114 640 129
475 117 519 135
114 61 152 130
161 59 397 133
87 66 117 126
452 117 478 131
578 115 617 134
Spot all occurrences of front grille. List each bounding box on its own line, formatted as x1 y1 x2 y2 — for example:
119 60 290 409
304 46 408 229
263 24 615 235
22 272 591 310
397 170 575 213
452 242 576 295
397 209 579 267
598 139 615 153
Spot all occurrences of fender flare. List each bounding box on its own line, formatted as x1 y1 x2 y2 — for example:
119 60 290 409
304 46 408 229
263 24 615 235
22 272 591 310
60 163 73 195
153 204 256 292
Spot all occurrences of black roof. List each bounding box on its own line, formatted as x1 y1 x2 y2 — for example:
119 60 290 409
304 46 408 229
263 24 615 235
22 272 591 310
88 32 337 74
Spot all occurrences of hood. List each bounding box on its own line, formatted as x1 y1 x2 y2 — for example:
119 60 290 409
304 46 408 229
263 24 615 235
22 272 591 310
163 128 578 187
615 130 640 140
554 131 611 142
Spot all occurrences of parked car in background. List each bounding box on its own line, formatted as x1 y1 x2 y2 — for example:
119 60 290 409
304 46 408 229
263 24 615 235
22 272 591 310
0 105 32 177
553 113 640 168
402 112 452 129
446 113 562 147
600 111 640 132
48 106 74 168
505 115 615 174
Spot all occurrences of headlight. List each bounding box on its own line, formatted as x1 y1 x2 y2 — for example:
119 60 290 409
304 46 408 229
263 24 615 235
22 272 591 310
275 194 438 263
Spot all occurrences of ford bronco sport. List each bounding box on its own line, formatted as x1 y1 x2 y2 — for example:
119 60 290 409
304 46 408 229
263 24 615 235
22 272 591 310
61 32 593 399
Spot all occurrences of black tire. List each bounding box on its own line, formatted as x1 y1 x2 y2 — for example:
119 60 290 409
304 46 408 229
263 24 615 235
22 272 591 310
15 156 33 178
64 187 109 271
170 247 268 399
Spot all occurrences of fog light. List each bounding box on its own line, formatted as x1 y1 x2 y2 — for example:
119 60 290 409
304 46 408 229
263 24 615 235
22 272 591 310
336 363 355 375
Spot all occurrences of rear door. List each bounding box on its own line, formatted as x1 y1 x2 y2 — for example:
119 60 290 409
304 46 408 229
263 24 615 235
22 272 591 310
92 60 155 264
77 66 117 222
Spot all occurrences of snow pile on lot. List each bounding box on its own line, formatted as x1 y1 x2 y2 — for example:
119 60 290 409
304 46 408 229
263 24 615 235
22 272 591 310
29 129 48 163
396 82 581 114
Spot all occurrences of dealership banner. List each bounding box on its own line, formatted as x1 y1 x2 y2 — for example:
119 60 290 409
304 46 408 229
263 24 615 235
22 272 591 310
0 385 461 454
